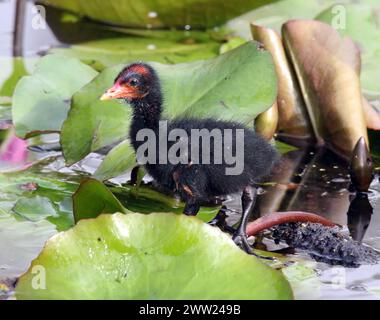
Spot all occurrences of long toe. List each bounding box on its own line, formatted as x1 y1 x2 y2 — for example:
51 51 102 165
232 231 254 254
232 232 275 260
208 206 227 227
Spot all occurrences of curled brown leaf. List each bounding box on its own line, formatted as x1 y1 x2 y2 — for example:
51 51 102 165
251 24 314 143
282 20 368 159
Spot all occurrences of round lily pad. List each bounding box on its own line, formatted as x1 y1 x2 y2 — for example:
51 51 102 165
16 213 293 300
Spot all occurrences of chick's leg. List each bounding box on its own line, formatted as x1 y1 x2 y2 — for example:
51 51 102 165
183 197 200 216
173 167 204 216
232 185 257 254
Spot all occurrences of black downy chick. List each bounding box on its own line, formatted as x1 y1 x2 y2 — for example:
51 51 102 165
101 63 279 253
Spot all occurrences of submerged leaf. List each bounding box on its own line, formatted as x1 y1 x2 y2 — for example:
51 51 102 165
16 213 293 300
0 162 81 231
12 196 58 222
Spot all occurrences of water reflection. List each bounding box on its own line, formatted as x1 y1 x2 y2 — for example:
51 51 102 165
250 147 380 298
347 192 373 242
258 147 351 225
256 146 379 243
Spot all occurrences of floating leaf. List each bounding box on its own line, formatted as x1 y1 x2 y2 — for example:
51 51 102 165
0 58 33 99
43 5 222 70
0 162 81 231
39 0 276 29
16 213 293 300
226 0 343 38
51 37 220 71
12 196 58 222
219 37 247 54
61 41 277 172
0 215 56 280
12 55 98 138
60 65 132 165
74 178 220 223
93 139 136 180
73 178 127 222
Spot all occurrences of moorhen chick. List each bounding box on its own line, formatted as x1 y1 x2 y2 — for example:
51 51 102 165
101 63 279 253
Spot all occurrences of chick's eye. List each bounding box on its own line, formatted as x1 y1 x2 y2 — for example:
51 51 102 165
129 79 139 87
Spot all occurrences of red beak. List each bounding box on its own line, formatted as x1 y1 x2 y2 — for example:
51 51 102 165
100 83 131 101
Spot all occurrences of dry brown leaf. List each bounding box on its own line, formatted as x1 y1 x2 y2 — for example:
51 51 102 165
254 101 278 140
251 24 314 143
363 98 380 130
282 20 368 159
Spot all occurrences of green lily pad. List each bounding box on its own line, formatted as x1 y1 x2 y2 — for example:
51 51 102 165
316 3 380 101
51 37 221 71
0 215 56 280
219 37 247 54
226 0 344 38
42 5 224 71
73 178 127 222
39 0 276 29
73 178 220 223
12 54 98 138
94 139 136 180
0 58 35 100
61 41 277 176
16 212 293 299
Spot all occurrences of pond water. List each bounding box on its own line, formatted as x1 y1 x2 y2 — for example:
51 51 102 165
225 147 380 299
1 0 379 300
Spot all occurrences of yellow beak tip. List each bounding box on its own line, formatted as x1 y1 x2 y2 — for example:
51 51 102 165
100 94 111 101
